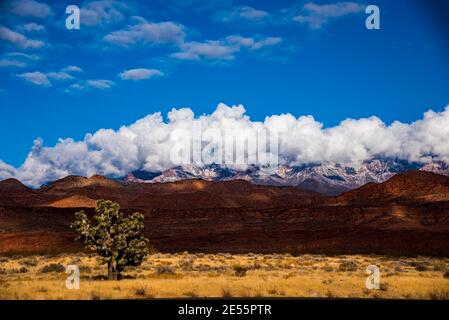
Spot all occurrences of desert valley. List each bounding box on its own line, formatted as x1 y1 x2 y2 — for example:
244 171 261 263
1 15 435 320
1 169 449 256
0 169 449 299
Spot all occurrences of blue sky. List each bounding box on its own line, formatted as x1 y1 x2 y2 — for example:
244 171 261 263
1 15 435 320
1 0 449 168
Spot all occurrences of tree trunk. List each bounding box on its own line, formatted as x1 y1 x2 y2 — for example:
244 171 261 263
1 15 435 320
108 259 119 280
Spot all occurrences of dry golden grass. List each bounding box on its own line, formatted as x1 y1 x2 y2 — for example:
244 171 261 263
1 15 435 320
0 253 448 299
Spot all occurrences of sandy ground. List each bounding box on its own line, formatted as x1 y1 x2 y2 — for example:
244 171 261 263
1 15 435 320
0 252 448 299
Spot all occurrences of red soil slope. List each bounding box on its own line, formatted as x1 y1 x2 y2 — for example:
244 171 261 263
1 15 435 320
0 172 448 255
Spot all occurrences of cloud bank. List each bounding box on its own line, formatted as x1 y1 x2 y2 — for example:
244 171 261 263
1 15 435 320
1 103 449 187
293 2 364 29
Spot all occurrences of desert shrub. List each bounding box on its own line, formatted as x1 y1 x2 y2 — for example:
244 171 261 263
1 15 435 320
264 263 276 271
6 267 28 274
322 265 334 272
183 291 198 298
21 258 38 267
40 263 65 273
432 261 447 272
195 264 212 272
0 257 8 263
338 260 358 272
428 288 449 300
0 268 6 274
443 270 449 279
379 282 389 291
18 267 28 273
78 265 92 273
156 266 175 275
221 287 232 298
89 275 108 280
415 263 428 272
178 259 194 271
267 286 283 295
394 265 403 272
90 291 101 300
250 263 261 270
69 257 81 265
233 265 247 277
134 286 147 296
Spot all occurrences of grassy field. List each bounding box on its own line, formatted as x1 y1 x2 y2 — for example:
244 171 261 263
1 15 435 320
0 252 448 299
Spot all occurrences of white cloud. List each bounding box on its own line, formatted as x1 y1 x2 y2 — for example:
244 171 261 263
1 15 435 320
0 25 45 49
66 83 85 91
46 71 74 81
17 71 51 86
103 20 185 47
172 40 236 60
293 2 365 29
215 5 269 23
80 0 127 27
20 22 46 33
7 52 41 60
0 59 26 68
119 68 163 80
7 0 52 18
172 35 282 60
86 79 115 89
17 67 79 86
226 35 282 50
65 79 115 92
0 52 40 68
62 65 83 73
3 103 449 187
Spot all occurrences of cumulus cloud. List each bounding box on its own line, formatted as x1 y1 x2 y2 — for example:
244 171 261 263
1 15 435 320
2 103 449 187
214 5 269 23
19 22 46 33
0 59 26 68
6 0 52 18
293 2 365 29
62 65 83 73
86 79 115 89
65 79 115 92
0 52 40 68
172 35 282 60
119 68 163 80
17 67 78 86
103 20 185 47
0 25 45 49
16 71 50 86
7 52 41 60
80 0 127 27
46 71 74 81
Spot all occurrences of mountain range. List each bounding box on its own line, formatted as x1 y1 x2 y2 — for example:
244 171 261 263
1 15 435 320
123 158 449 195
1 169 449 256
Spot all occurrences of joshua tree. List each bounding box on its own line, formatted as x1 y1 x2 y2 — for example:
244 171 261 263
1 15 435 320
71 199 149 280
